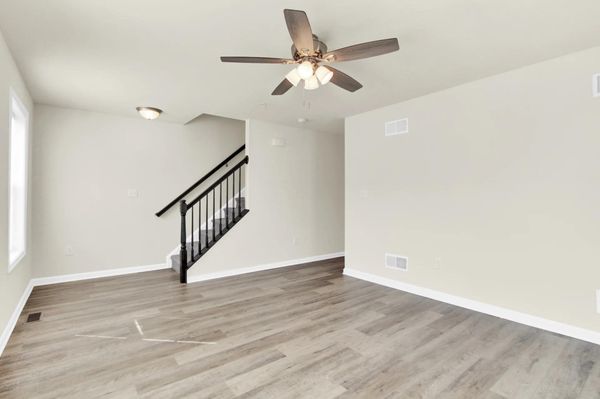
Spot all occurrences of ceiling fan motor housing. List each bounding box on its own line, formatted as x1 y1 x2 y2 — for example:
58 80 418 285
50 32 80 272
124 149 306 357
291 34 328 60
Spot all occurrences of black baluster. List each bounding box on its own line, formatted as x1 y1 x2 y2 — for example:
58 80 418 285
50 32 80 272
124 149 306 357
219 183 223 235
191 205 194 260
205 196 208 248
238 165 242 216
225 175 229 227
198 200 202 254
212 189 216 242
233 169 236 218
179 200 188 284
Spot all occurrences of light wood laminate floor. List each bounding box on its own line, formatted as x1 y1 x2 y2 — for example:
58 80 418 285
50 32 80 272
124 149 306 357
1 257 599 398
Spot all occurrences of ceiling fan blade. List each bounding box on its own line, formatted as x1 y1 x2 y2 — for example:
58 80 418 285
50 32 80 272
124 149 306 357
324 38 399 62
220 56 294 64
283 9 314 55
271 79 294 95
327 67 363 92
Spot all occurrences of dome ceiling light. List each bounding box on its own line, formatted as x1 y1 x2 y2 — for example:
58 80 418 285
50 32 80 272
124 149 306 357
136 107 163 120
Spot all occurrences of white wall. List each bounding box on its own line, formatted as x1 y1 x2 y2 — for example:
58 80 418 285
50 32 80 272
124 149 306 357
0 30 34 352
345 46 600 334
32 106 244 277
187 119 344 280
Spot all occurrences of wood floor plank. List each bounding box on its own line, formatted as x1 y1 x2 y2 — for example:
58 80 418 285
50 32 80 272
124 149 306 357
0 257 598 398
490 332 568 398
530 339 599 399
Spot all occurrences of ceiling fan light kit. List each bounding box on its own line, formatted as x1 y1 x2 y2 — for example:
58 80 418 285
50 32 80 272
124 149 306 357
220 9 399 95
297 61 315 80
304 75 320 90
315 65 333 85
285 69 302 86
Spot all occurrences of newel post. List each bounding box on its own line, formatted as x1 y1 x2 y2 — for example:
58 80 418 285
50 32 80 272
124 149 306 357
179 200 188 284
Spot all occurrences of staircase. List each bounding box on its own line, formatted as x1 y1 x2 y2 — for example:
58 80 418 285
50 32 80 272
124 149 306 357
170 197 247 274
155 145 249 283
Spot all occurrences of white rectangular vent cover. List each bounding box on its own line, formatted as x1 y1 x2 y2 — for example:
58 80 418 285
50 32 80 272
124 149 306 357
385 118 408 136
385 253 408 271
594 74 600 97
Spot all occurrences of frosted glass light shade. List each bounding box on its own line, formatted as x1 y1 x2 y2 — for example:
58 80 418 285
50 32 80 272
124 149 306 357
304 75 319 90
136 107 162 120
315 66 333 85
297 61 314 80
285 68 302 86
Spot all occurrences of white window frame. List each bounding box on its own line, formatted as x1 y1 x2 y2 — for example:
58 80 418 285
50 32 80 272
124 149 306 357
8 89 29 273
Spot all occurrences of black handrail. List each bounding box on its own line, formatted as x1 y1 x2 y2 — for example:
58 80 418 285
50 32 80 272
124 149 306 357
155 144 245 217
188 156 248 207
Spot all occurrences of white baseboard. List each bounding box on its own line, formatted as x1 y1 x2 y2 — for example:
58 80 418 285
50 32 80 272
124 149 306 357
187 252 345 284
31 263 169 286
0 264 169 356
0 280 34 358
343 267 600 346
0 263 169 358
0 255 346 357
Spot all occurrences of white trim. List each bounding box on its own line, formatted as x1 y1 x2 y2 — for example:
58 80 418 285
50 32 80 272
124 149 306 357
31 263 169 286
343 267 600 346
0 280 33 357
7 88 30 273
8 252 26 274
1 263 169 358
187 252 345 284
0 255 344 357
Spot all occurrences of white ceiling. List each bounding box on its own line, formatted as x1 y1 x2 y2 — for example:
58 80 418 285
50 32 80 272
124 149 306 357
1 0 600 133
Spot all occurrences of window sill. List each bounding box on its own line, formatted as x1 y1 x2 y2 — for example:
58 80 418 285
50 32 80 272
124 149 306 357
8 250 26 273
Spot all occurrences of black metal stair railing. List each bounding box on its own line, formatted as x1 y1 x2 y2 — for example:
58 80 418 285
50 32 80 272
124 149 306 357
155 144 245 217
178 155 249 283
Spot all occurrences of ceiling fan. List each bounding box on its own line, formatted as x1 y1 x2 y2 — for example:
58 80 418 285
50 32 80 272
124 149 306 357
220 9 399 95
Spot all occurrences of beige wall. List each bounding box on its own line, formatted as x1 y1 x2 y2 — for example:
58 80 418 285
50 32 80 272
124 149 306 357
32 105 244 277
345 46 600 333
0 31 34 348
187 119 344 279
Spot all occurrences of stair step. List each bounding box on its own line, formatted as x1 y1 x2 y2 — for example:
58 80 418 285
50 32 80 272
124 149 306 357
214 205 246 226
213 214 243 226
171 209 249 273
222 207 240 218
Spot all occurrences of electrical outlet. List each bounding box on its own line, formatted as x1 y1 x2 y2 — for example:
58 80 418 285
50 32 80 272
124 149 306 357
127 189 139 198
433 257 442 270
292 237 297 245
65 246 74 256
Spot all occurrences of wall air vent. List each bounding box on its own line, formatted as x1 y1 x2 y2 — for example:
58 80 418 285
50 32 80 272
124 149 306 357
594 74 600 97
385 118 408 136
385 253 408 271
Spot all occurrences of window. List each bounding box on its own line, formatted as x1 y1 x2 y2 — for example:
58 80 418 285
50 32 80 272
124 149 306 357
8 90 29 272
